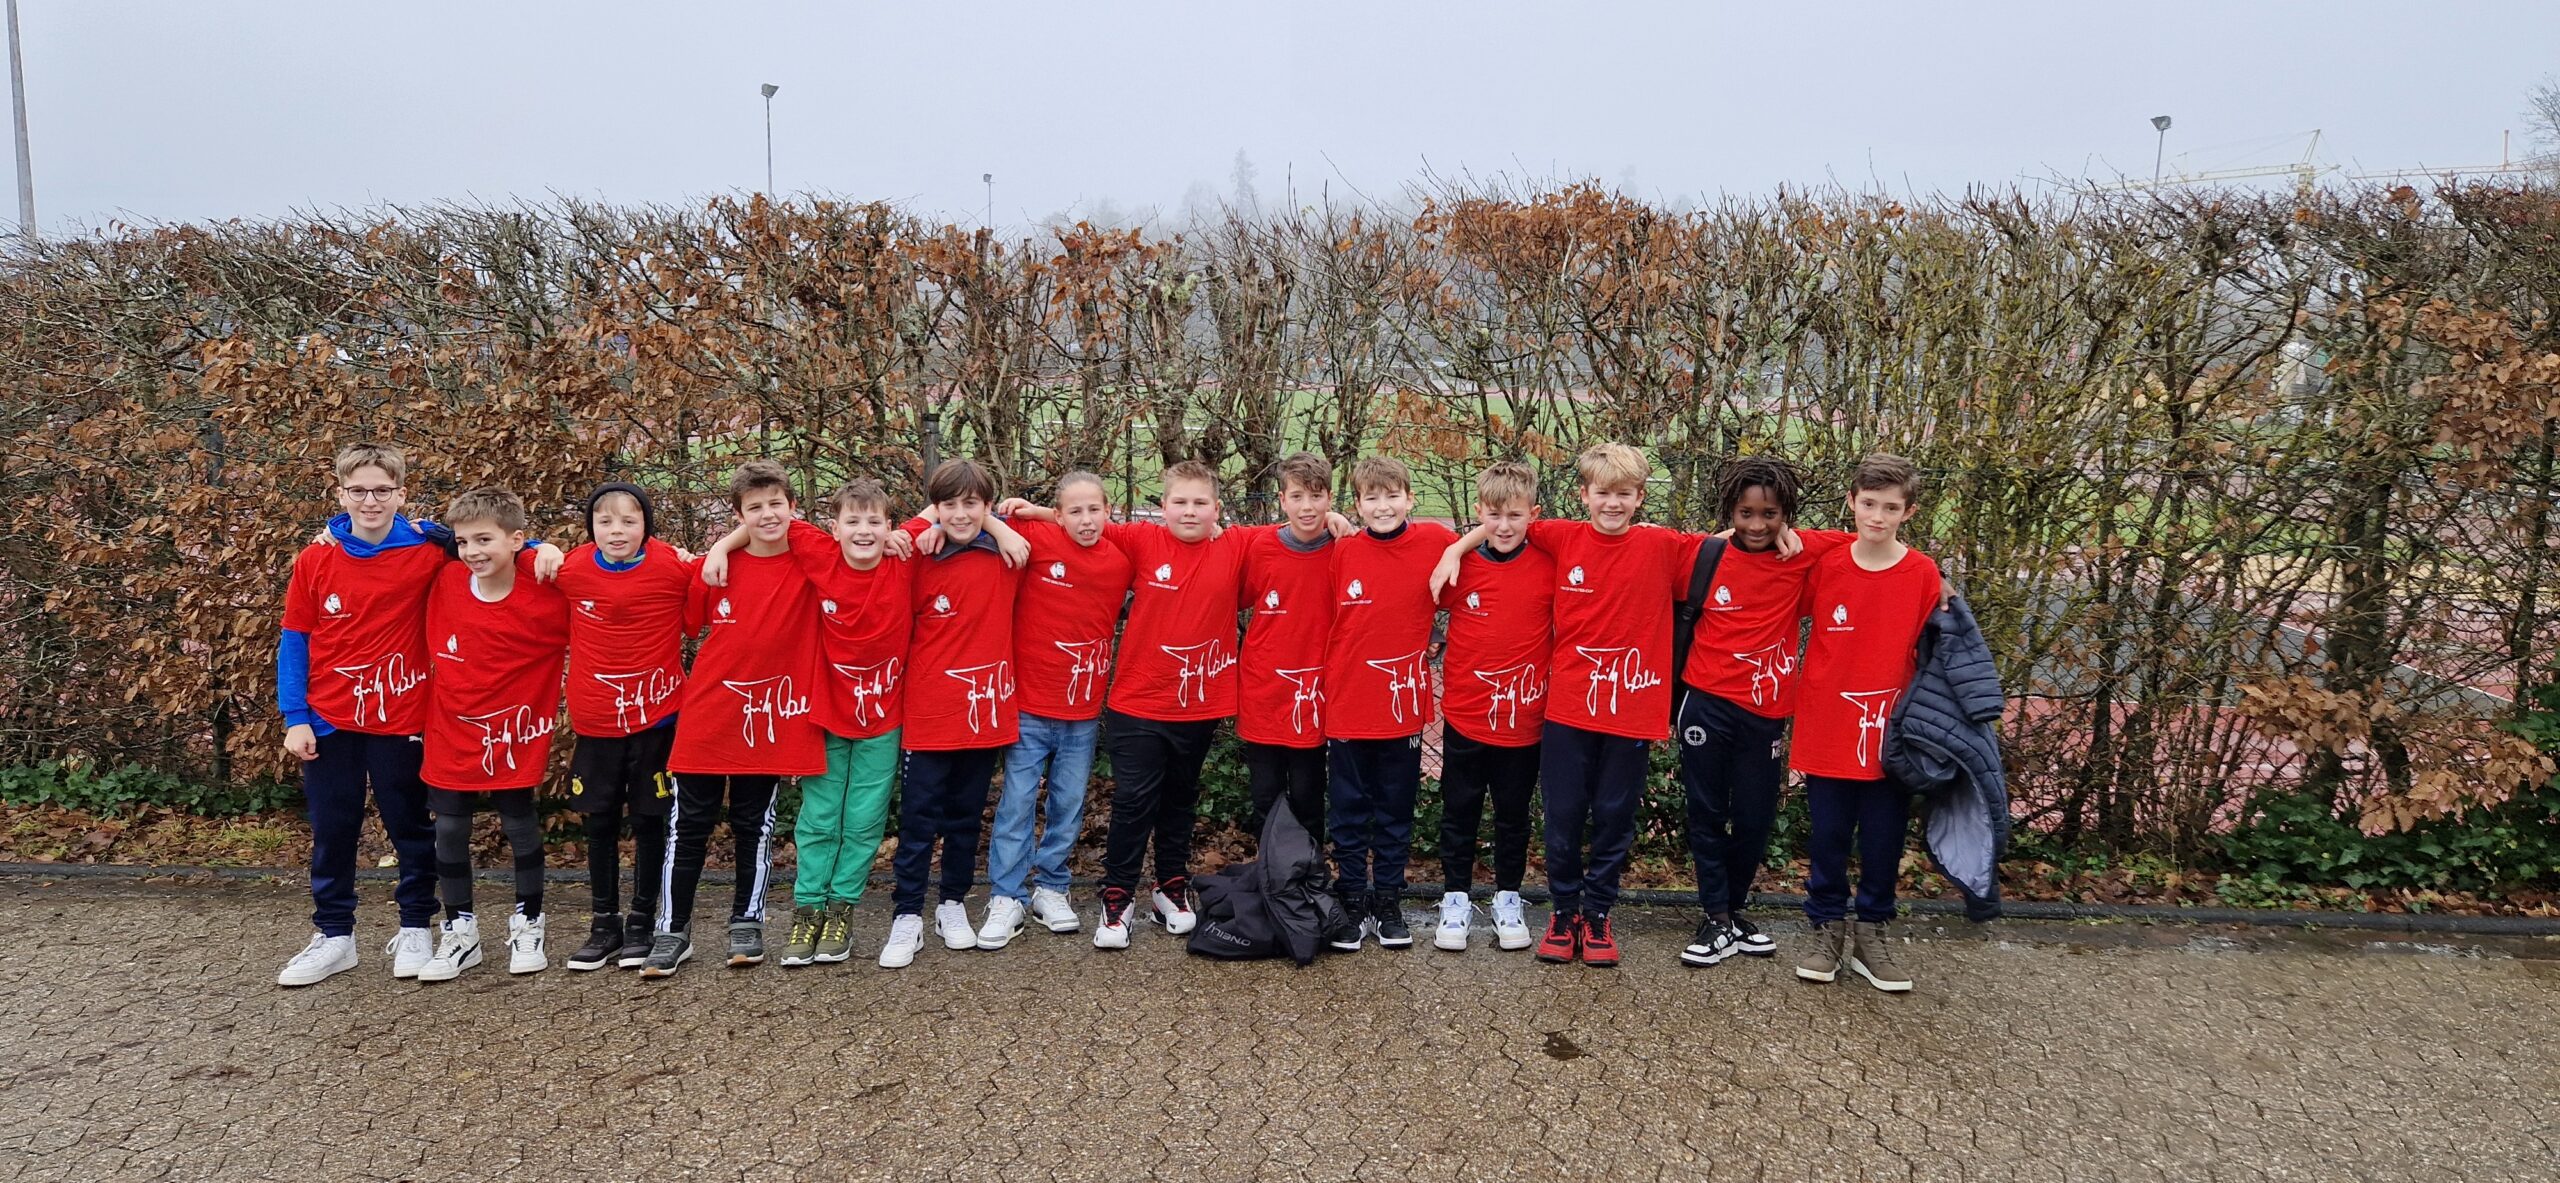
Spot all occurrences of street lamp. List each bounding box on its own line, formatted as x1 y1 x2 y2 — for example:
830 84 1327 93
982 172 993 229
2150 114 2173 183
761 83 779 197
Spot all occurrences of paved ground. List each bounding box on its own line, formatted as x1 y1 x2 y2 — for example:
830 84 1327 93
1 877 2555 1183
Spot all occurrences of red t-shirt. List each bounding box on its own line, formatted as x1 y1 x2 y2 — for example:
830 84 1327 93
1103 522 1247 723
904 534 1027 750
1530 519 1701 742
1679 530 1852 719
1323 522 1460 740
668 548 825 777
779 521 912 742
1236 525 1335 748
1790 545 1943 781
551 540 697 737
1439 542 1556 747
281 541 448 734
421 566 571 791
1009 518 1133 723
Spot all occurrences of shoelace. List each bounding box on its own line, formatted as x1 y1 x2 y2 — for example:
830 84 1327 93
820 914 847 943
1441 900 1472 929
1100 890 1131 924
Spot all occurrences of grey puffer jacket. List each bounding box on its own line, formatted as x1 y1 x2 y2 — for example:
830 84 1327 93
1884 595 2009 921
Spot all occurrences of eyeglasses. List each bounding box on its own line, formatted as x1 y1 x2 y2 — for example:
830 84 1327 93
341 486 402 503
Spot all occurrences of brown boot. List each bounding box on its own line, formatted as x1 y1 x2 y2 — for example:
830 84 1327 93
1850 920 1913 992
1794 920 1848 983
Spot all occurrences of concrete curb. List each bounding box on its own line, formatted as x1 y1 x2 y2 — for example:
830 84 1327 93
6 860 2556 937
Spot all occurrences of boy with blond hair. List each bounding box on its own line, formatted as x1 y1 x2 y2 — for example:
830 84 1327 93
1430 461 1554 952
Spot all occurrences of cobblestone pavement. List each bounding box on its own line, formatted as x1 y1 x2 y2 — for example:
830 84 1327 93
2 877 2555 1182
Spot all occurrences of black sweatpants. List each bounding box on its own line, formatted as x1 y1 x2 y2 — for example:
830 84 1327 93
569 725 675 918
1328 735 1423 898
1100 710 1219 894
1244 741 1326 845
656 774 779 934
1439 730 1539 894
1674 689 1789 917
891 746 1002 916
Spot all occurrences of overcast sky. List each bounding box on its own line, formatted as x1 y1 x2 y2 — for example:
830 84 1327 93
11 1 2556 236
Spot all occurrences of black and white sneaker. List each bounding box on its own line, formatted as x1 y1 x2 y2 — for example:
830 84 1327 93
567 915 622 972
1370 894 1413 949
1680 918 1744 967
1732 916 1777 957
1325 894 1366 953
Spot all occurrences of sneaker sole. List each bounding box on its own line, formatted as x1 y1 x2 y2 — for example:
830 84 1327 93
778 953 818 967
1794 965 1839 983
877 948 920 968
638 947 694 979
1739 944 1778 957
1494 933 1535 951
1433 933 1468 952
277 960 358 988
1680 944 1740 967
565 954 612 972
1849 957 1912 993
1535 950 1574 964
812 950 853 963
509 958 546 975
1376 935 1414 949
1093 931 1131 950
728 954 764 967
1039 916 1083 933
614 953 650 969
976 925 1024 951
1580 955 1619 968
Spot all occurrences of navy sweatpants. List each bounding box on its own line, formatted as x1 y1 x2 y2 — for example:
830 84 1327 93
1537 721 1650 916
301 729 438 937
1328 735 1422 898
1803 773 1915 924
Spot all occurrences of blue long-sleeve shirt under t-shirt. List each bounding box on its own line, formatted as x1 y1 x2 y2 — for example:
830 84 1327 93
274 514 454 736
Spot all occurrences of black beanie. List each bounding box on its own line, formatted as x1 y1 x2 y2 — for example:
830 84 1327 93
586 482 656 544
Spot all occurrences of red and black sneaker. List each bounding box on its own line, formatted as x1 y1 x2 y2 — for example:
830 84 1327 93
1534 911 1579 963
1578 913 1620 968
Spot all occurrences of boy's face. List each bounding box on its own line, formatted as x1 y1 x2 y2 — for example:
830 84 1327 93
334 464 404 534
1058 482 1110 548
1476 497 1535 554
1279 479 1331 537
1579 480 1643 534
1160 477 1219 543
736 485 795 544
1848 486 1917 542
1355 483 1413 533
452 518 524 581
1727 485 1787 553
592 494 646 563
832 504 892 563
936 493 988 545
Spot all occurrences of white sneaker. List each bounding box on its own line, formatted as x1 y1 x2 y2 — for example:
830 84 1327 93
507 912 548 974
277 933 357 987
977 896 1028 950
935 900 976 950
1433 892 1473 952
1029 886 1081 933
1151 884 1197 935
416 915 483 983
1093 893 1132 950
384 926 433 978
1490 891 1533 951
878 913 926 968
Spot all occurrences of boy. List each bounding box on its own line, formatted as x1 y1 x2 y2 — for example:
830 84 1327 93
274 443 448 987
544 482 697 971
1320 457 1458 951
1674 457 1839 967
770 480 913 968
1430 461 1554 953
1433 442 1700 968
413 487 572 981
1790 454 1941 994
876 459 1031 968
980 472 1130 947
1015 460 1244 948
645 459 826 978
1233 452 1339 847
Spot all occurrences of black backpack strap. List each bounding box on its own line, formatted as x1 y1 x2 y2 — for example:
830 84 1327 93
1685 536 1727 612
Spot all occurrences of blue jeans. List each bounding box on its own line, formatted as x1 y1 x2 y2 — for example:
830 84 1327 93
988 713 1098 901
